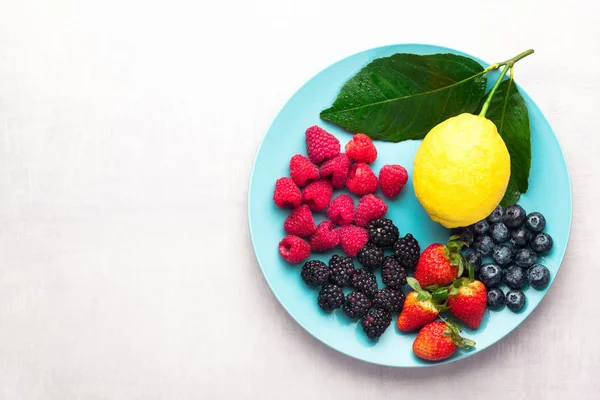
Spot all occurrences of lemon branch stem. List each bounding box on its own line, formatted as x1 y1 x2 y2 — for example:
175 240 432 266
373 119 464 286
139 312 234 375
479 65 510 117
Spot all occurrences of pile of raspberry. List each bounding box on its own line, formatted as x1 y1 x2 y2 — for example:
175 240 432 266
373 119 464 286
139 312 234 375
274 125 409 263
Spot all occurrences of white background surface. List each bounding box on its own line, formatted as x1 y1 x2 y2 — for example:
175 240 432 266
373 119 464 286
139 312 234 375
0 0 599 398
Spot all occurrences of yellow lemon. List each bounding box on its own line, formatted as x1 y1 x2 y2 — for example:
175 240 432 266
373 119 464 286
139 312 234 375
413 113 510 228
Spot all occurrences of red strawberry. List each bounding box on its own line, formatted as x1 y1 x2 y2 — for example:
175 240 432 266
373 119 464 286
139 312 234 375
302 180 333 211
320 153 351 189
397 282 440 332
305 126 340 164
345 133 377 163
279 235 311 263
413 237 467 287
284 205 316 237
346 163 378 195
290 154 320 187
339 225 369 257
448 279 487 329
413 320 475 361
379 164 408 198
354 194 388 227
327 194 355 226
273 177 302 208
309 221 340 251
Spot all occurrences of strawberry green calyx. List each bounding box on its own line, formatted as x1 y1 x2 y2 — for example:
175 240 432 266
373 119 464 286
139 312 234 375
408 277 449 311
445 236 468 277
407 277 431 301
441 318 476 350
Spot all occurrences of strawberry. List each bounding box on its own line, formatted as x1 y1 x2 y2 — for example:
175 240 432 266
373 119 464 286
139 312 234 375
345 133 377 163
397 278 440 332
448 279 487 329
346 163 378 195
413 236 467 287
305 126 340 164
284 205 316 237
289 154 320 187
412 320 475 361
320 153 351 188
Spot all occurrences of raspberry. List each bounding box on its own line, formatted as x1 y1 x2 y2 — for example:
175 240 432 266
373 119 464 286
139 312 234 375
327 194 354 226
329 254 355 287
346 163 378 195
289 154 320 187
379 164 408 198
305 125 340 164
354 194 388 227
284 205 316 237
309 221 340 251
273 177 302 208
339 225 369 257
345 133 377 163
302 180 333 211
278 235 311 263
319 153 351 189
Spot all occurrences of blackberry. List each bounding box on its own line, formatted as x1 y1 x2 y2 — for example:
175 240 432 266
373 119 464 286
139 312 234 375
381 256 407 289
367 218 399 247
489 222 509 243
471 219 490 235
300 260 330 286
393 233 420 270
492 244 514 266
530 232 553 254
328 254 355 287
357 242 384 271
505 290 526 312
342 291 372 319
464 249 482 274
473 235 494 256
503 265 527 289
372 288 405 313
514 248 537 268
525 212 546 233
503 204 527 228
527 264 551 289
487 287 505 309
479 263 502 288
351 268 378 298
509 226 531 248
361 308 392 339
317 284 344 311
487 205 504 223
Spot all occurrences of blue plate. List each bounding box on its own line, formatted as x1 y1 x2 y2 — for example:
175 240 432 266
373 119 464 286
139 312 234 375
248 44 571 367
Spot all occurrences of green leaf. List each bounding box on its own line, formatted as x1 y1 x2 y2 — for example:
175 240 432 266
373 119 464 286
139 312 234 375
480 77 531 206
320 53 488 142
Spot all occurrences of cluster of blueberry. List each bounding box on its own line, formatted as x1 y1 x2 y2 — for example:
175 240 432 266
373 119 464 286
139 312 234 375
455 204 553 313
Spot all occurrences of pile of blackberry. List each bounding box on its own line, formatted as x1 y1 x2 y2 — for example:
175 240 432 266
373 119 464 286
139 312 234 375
455 205 553 313
299 218 420 340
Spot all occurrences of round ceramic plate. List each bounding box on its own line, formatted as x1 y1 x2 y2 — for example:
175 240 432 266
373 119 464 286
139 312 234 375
248 44 571 367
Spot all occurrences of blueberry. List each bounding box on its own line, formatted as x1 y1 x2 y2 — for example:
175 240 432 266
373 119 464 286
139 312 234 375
464 249 482 274
503 265 527 289
503 204 526 228
487 205 503 223
527 264 551 289
530 232 553 254
505 290 526 312
509 226 532 248
473 235 494 256
492 244 514 266
452 227 474 246
525 212 546 233
487 287 505 309
479 264 502 288
514 248 537 268
471 219 490 236
489 222 509 243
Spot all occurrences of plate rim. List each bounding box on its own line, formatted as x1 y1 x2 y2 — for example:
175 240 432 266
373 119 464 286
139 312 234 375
247 43 573 368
